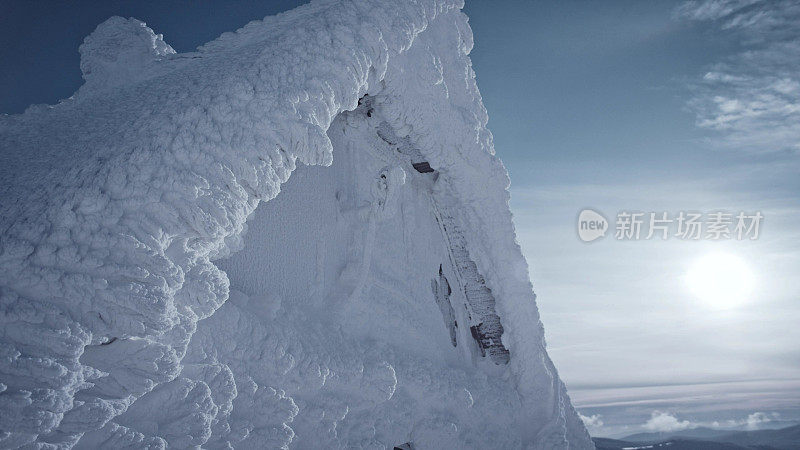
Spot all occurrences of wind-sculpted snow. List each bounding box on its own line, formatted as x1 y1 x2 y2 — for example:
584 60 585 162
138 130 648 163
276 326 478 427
0 0 592 448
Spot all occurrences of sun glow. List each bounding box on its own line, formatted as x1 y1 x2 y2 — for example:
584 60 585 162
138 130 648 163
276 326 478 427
686 253 755 309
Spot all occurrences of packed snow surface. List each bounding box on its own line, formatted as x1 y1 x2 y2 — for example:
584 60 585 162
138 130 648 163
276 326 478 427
0 1 592 448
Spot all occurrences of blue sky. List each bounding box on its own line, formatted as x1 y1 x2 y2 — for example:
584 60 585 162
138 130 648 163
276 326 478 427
464 0 800 437
2 0 798 438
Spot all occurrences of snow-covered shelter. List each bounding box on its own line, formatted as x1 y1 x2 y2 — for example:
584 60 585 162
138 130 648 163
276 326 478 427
0 1 591 448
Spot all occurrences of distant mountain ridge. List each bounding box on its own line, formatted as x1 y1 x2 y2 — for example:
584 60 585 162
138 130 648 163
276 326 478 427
623 426 741 442
595 424 800 450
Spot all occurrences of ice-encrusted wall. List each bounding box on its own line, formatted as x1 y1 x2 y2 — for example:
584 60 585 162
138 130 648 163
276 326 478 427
0 0 592 448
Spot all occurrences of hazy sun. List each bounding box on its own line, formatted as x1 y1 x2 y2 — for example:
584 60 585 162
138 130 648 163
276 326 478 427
686 253 755 309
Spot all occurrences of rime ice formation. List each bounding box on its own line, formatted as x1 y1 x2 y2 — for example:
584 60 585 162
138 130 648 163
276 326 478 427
0 1 593 449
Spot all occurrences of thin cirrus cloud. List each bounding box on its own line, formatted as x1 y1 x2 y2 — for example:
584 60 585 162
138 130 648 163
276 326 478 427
571 378 800 436
677 0 800 153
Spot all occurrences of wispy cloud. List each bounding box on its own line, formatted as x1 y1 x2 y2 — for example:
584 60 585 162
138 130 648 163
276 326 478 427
644 411 695 432
744 411 780 429
677 0 800 153
643 410 782 433
579 413 605 432
712 411 782 430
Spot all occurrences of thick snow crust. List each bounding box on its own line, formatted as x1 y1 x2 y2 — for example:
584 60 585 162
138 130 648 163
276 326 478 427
0 1 592 448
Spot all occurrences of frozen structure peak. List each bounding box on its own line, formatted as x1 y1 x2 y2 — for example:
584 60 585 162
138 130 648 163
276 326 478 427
79 16 175 91
0 1 592 448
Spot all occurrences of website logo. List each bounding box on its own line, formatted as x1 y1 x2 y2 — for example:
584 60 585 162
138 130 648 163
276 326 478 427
578 209 608 242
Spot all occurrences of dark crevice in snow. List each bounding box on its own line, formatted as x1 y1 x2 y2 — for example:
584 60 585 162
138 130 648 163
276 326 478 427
411 161 434 173
432 200 510 365
432 264 458 347
369 94 510 365
370 99 435 175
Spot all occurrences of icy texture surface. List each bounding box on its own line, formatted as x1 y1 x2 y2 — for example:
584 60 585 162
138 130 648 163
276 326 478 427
0 0 592 448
